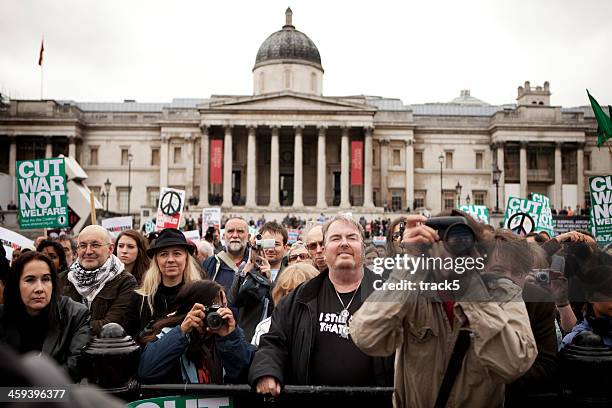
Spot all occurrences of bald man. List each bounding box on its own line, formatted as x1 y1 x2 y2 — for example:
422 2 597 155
62 225 136 335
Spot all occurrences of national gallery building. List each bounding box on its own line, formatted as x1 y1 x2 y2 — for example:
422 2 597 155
1 9 610 220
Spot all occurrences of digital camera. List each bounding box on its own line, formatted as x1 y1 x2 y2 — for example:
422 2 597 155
425 216 475 255
204 305 226 330
533 269 551 285
255 234 276 251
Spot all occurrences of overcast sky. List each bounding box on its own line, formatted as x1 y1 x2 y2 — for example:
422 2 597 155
1 0 610 107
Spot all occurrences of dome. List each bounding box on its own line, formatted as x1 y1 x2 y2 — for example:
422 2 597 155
450 90 490 106
254 8 323 71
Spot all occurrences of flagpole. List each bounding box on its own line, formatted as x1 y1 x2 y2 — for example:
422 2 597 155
40 64 43 100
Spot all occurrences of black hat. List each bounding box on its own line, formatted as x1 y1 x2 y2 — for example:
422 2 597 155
146 228 195 258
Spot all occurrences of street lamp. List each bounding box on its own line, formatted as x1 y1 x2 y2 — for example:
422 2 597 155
466 194 471 205
438 154 444 211
127 153 133 216
492 164 503 213
103 178 111 215
455 181 462 207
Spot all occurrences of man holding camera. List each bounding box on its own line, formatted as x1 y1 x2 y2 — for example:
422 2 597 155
249 215 393 396
350 214 537 407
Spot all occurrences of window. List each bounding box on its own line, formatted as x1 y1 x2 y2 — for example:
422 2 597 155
117 187 129 213
562 149 577 183
391 191 402 211
585 152 591 171
473 190 487 206
414 190 426 209
173 146 182 164
89 147 98 165
443 190 455 209
415 151 423 168
445 151 453 169
89 186 101 201
151 147 160 166
393 149 401 166
475 152 483 169
121 149 129 165
147 187 160 207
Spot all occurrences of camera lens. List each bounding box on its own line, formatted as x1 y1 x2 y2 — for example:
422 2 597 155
206 312 225 330
444 223 475 255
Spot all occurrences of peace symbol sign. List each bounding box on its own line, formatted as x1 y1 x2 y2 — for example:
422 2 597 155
160 191 182 216
508 212 534 236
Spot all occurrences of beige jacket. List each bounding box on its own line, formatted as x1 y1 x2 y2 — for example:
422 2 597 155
350 268 537 408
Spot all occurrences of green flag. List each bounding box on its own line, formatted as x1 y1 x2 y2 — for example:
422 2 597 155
587 89 612 148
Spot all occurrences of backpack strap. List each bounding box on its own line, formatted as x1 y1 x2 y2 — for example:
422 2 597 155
434 330 471 408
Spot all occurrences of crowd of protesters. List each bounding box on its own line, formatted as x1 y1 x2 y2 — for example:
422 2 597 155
0 208 611 407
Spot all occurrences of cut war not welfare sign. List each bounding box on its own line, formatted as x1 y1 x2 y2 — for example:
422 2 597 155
17 158 69 229
589 175 612 245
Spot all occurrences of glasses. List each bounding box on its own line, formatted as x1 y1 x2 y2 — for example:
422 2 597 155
306 241 324 251
77 242 110 251
289 253 310 262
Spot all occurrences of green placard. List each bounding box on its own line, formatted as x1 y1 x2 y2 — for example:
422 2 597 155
458 204 489 224
589 175 612 246
126 395 232 408
503 196 544 236
17 158 69 229
530 193 556 237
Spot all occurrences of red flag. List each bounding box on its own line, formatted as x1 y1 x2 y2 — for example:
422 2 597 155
38 39 44 66
351 141 363 186
210 139 223 185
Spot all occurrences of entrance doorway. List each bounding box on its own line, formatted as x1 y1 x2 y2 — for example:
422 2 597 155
280 174 294 206
333 172 341 206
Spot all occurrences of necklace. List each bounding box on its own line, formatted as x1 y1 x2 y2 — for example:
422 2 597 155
333 280 361 322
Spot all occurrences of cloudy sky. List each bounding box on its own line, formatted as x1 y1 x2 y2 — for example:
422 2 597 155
1 0 610 107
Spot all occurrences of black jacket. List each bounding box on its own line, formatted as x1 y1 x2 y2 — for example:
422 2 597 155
0 296 91 382
125 283 183 338
248 267 394 387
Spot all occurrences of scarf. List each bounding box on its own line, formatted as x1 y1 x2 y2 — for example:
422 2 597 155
68 254 124 309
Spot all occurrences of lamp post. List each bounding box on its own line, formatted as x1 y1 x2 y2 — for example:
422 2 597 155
466 194 471 205
103 178 111 215
127 153 133 216
455 181 462 207
492 164 503 213
438 154 444 211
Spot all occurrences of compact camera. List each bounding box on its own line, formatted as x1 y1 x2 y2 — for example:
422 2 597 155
204 305 226 330
425 216 476 255
255 234 276 251
533 269 551 285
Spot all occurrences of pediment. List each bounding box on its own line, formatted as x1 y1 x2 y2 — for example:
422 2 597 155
204 92 375 112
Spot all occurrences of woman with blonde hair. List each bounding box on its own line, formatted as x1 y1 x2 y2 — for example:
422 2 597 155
251 262 319 346
125 228 202 339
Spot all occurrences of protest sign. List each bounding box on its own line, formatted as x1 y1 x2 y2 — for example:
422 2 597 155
458 205 489 224
17 158 68 229
503 196 543 236
530 193 555 237
155 188 185 231
372 236 387 246
553 216 590 235
0 226 35 260
287 229 300 244
102 216 133 238
589 175 612 245
202 207 221 230
182 229 201 242
142 221 155 235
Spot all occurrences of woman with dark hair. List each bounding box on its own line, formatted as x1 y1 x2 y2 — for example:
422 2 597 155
36 240 68 275
0 251 90 382
138 280 255 384
113 230 150 285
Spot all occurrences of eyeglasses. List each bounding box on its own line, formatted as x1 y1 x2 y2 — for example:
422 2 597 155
77 242 111 251
289 253 310 262
306 241 324 251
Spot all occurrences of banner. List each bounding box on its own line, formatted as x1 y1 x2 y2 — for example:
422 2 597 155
372 236 387 246
0 226 35 260
210 140 223 185
17 158 69 229
155 187 186 231
127 395 232 408
458 205 489 224
350 141 363 186
589 175 612 245
503 196 544 236
202 207 221 231
530 193 556 237
553 216 590 235
101 216 133 238
182 229 201 242
287 228 300 244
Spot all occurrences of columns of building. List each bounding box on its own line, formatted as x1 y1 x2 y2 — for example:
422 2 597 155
269 126 280 208
8 137 16 176
160 134 169 187
184 133 194 200
316 126 327 208
405 139 414 210
576 143 585 209
199 126 209 207
554 142 563 209
340 127 350 208
45 136 53 158
222 126 233 207
363 127 374 208
519 141 528 199
496 142 505 211
246 126 257 207
68 137 76 159
293 126 304 208
379 139 389 207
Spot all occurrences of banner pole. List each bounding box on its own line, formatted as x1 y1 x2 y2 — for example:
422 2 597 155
89 190 97 225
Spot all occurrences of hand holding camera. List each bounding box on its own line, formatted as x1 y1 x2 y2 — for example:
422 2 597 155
400 215 439 246
180 303 206 335
205 305 235 337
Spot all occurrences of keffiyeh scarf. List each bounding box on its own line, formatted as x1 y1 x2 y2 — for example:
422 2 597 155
68 254 124 309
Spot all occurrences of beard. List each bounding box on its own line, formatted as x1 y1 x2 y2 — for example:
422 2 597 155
227 241 245 256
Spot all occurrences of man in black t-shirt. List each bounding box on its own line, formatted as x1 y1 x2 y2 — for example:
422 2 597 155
249 215 394 396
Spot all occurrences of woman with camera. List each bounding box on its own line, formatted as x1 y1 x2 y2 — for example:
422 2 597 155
125 228 202 338
137 279 255 384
